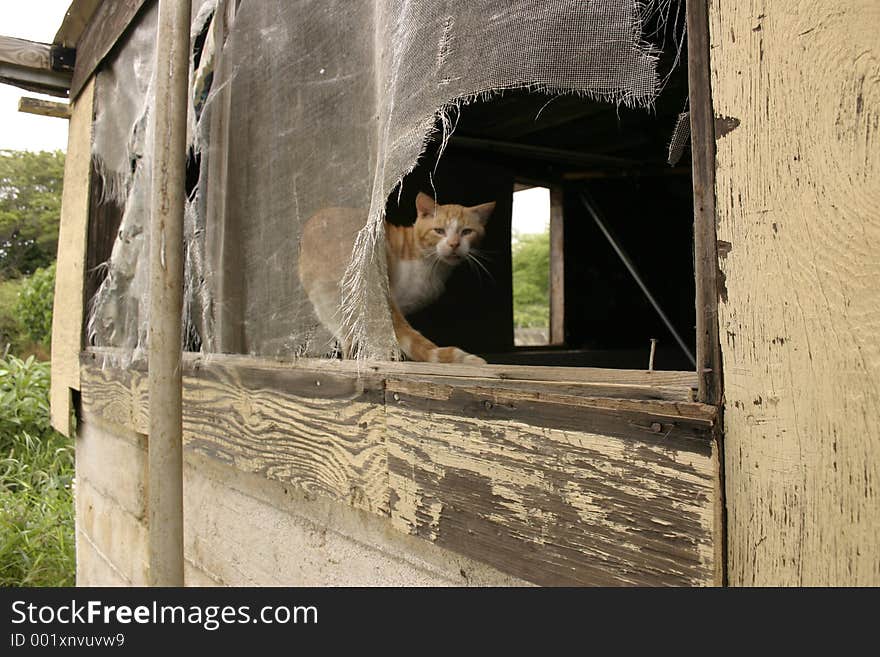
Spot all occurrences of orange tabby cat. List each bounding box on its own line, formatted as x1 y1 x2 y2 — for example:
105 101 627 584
299 192 495 363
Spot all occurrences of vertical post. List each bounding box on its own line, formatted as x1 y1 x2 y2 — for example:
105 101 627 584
549 185 565 345
687 0 723 406
148 0 191 587
686 0 726 587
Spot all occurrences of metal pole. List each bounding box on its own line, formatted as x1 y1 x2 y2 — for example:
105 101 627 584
578 191 697 369
148 0 191 587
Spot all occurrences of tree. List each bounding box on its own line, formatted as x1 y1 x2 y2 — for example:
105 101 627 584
16 262 56 346
512 229 550 328
0 150 66 279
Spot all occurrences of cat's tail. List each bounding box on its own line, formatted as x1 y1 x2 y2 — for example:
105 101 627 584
389 300 486 365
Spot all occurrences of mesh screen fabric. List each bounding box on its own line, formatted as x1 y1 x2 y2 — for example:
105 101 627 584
87 3 158 358
667 110 691 166
90 0 683 363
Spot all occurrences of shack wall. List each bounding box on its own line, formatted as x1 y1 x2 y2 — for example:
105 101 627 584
709 1 880 585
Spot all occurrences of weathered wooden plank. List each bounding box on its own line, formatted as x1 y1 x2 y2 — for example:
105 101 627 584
80 358 391 515
182 361 389 515
0 36 73 96
79 358 149 433
84 347 699 390
687 0 723 406
710 1 880 585
17 96 71 119
80 351 719 585
386 378 715 449
296 357 699 389
70 0 151 100
381 372 696 402
50 77 95 436
55 0 104 48
386 382 718 586
0 35 52 70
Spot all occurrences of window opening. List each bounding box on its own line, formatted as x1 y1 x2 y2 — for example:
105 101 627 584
511 184 551 347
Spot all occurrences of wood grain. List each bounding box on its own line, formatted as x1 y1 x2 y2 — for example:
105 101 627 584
70 0 151 100
81 351 719 585
80 357 390 515
0 35 52 70
386 379 717 586
710 1 880 585
50 78 94 436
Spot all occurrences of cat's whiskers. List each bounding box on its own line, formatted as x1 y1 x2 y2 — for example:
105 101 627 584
465 250 494 283
425 250 444 278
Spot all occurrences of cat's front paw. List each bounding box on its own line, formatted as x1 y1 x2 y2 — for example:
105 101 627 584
462 353 487 366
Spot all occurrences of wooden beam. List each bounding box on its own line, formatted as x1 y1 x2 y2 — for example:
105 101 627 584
687 0 723 407
0 35 72 97
50 77 95 436
449 135 639 169
563 167 692 180
18 96 71 119
70 0 152 100
86 345 699 390
0 35 52 69
549 185 564 345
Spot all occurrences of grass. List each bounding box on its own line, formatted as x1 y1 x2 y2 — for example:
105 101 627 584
0 354 75 587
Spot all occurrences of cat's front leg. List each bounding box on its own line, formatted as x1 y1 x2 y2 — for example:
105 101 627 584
389 299 486 365
429 347 487 365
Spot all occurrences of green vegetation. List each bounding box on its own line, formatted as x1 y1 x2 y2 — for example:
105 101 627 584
512 229 550 328
0 149 71 586
0 150 65 279
0 276 27 354
16 262 56 348
0 263 54 361
0 355 75 586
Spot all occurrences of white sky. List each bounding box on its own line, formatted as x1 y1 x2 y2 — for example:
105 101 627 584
0 1 73 152
512 186 550 236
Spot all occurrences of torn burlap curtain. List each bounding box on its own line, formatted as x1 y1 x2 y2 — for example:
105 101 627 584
91 0 679 362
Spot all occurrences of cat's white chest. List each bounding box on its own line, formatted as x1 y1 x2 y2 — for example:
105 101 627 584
391 258 447 315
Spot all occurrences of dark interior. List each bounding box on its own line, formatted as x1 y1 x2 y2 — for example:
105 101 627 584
386 39 696 371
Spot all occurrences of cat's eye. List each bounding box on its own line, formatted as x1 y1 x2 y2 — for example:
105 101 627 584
461 228 474 236
433 228 446 235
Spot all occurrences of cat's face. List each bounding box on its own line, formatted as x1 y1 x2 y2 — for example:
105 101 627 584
413 192 495 265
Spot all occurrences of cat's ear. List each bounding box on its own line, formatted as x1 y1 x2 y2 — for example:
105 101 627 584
415 192 437 217
470 201 496 225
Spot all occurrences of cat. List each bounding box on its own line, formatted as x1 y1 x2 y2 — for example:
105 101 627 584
299 192 495 363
